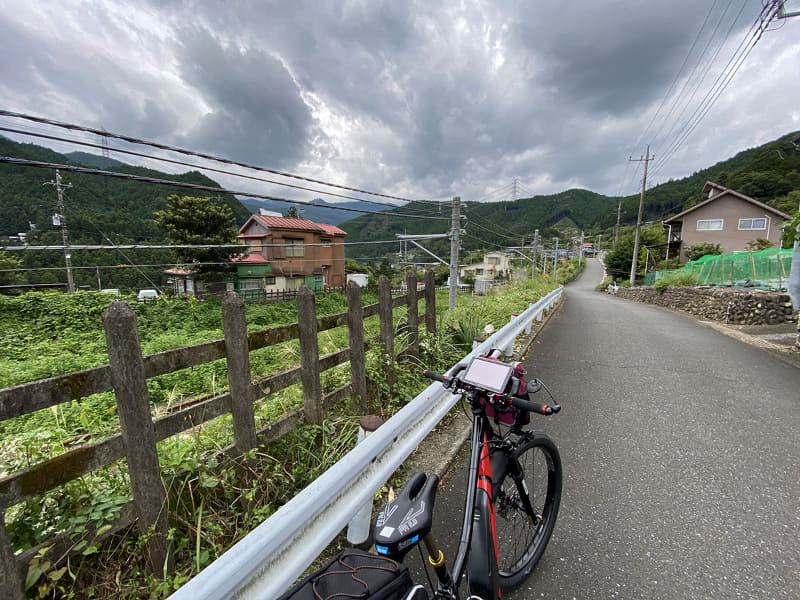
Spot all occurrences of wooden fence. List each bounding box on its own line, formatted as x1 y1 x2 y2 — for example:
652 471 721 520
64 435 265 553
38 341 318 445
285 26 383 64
0 271 436 599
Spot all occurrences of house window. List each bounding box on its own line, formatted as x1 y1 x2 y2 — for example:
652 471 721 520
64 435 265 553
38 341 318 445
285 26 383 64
476 268 484 276
285 238 304 257
738 218 767 231
321 237 331 247
239 279 261 290
696 219 723 231
265 276 276 285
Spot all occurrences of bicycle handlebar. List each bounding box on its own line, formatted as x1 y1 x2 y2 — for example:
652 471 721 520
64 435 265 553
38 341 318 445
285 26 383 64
422 369 450 385
509 395 561 415
422 369 560 416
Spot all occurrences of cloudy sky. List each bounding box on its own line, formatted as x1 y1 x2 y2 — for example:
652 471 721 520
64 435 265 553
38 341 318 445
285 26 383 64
1 0 799 207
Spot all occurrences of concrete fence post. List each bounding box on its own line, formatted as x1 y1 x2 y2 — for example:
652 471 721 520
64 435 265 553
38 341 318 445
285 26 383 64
424 270 436 336
346 281 367 410
297 286 323 425
221 292 258 455
378 276 396 393
102 300 173 576
405 271 419 361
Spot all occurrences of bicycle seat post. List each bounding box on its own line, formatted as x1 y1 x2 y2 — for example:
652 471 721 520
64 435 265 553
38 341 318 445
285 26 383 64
422 533 453 591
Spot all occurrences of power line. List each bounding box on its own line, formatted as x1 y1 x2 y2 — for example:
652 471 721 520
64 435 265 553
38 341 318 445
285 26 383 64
648 0 748 157
0 110 424 205
645 0 738 148
651 0 780 175
0 125 409 209
1 238 413 251
0 157 452 221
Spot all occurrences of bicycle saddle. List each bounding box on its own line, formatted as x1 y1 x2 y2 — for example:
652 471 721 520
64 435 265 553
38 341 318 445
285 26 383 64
374 472 438 560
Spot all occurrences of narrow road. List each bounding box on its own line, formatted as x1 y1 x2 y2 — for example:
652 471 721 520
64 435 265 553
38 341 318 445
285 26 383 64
413 258 799 599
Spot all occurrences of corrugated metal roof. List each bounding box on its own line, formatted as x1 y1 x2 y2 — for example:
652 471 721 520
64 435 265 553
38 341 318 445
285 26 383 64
318 223 347 236
252 215 322 232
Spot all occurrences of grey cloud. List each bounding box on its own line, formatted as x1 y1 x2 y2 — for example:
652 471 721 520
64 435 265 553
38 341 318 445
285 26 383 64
173 26 316 168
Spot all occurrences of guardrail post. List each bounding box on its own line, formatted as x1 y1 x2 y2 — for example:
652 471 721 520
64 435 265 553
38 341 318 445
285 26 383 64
346 415 384 546
406 271 419 360
347 281 367 410
221 292 258 455
378 276 396 393
424 270 436 336
102 300 173 576
297 286 323 425
0 512 24 600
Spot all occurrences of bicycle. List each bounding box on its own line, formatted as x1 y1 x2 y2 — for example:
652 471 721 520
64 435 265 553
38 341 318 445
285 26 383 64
372 350 563 599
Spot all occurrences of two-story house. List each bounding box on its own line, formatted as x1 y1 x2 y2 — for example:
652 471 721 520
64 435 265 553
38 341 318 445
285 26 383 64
459 251 511 281
232 215 346 297
663 181 790 262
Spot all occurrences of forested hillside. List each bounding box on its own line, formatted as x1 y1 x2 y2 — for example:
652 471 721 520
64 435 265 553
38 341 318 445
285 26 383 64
0 136 251 290
1 129 798 283
340 130 800 260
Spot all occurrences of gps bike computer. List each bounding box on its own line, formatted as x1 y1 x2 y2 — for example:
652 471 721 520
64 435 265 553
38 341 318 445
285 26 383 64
460 356 514 394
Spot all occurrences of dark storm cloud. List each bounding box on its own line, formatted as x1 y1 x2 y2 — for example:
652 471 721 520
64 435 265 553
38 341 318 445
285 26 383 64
173 26 315 168
507 1 723 115
1 1 797 201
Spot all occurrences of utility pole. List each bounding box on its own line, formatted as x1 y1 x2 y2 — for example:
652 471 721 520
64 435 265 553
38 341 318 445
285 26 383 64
449 196 461 310
552 238 559 280
629 145 653 286
614 201 623 246
531 229 540 277
45 170 75 293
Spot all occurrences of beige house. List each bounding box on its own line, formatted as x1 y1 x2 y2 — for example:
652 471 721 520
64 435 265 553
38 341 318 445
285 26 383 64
663 181 790 262
460 251 511 280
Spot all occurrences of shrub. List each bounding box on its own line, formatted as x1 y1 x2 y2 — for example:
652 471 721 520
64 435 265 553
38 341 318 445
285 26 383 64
653 271 699 292
685 242 722 262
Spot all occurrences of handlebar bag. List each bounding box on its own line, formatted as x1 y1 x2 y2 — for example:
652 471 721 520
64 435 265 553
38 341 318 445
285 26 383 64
278 548 414 600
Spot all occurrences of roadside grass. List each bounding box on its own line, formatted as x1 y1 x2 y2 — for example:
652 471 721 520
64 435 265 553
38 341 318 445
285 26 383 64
0 279 557 598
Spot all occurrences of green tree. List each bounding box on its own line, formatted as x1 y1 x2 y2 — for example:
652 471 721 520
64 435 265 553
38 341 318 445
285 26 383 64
604 225 666 281
283 206 299 218
782 211 800 246
153 195 239 273
685 242 723 262
0 251 22 286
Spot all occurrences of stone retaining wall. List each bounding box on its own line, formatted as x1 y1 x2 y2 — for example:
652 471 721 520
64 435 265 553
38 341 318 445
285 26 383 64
616 286 797 325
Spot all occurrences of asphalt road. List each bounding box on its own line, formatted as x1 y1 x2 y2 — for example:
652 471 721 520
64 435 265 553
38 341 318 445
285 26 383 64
408 258 800 599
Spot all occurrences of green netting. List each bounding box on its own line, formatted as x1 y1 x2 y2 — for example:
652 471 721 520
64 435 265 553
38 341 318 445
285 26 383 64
644 248 794 289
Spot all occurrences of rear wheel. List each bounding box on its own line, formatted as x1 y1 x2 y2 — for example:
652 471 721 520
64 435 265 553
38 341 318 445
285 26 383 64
493 432 562 591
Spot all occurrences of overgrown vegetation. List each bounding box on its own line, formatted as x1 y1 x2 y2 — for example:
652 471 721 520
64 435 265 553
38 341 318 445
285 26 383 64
685 242 722 262
1 278 557 598
652 271 700 293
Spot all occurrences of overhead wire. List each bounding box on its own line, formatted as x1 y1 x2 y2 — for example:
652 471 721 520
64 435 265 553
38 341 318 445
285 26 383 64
650 0 780 176
633 0 724 151
0 110 425 205
0 125 409 209
648 0 749 160
647 0 738 149
0 157 452 221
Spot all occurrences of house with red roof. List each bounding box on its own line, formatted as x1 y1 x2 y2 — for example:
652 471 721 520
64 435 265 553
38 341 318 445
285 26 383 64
232 214 347 297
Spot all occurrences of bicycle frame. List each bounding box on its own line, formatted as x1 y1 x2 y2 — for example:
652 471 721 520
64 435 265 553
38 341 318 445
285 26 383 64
451 412 501 599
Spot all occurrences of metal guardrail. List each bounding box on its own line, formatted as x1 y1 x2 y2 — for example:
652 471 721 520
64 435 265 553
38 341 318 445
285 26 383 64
170 287 563 600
